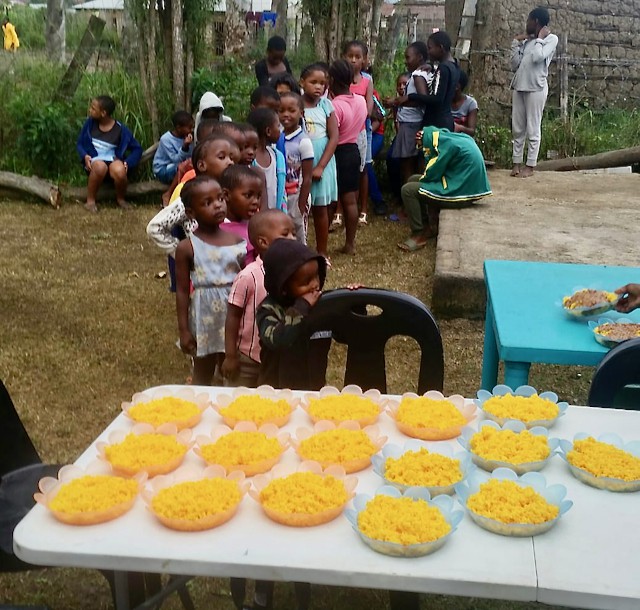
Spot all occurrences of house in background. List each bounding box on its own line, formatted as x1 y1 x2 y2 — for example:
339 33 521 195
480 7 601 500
73 0 124 34
381 0 445 43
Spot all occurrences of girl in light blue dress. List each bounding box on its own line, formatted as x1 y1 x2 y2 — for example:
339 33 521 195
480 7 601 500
301 63 338 258
175 175 246 385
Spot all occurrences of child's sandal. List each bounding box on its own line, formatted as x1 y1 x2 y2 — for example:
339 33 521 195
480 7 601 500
358 212 368 226
331 213 343 228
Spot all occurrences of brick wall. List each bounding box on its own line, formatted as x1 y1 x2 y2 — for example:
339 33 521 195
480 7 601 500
447 0 640 122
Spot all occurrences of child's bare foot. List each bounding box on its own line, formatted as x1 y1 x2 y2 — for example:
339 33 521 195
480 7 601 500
117 200 133 210
519 165 534 178
84 201 98 213
510 164 521 177
339 244 355 255
161 191 171 207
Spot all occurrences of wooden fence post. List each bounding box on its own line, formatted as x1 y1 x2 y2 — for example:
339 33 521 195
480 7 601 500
559 32 569 122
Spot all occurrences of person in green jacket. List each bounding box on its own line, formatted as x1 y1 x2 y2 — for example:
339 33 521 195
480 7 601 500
398 126 491 251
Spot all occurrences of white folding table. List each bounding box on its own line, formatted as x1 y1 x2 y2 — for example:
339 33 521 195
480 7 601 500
12 386 640 610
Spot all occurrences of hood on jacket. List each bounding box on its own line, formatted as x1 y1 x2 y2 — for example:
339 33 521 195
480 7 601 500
194 92 232 140
263 239 327 304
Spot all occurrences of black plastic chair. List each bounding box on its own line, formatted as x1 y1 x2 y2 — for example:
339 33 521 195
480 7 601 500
303 288 444 394
588 338 640 409
301 289 443 610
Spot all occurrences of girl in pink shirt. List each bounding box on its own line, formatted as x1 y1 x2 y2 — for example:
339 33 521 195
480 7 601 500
329 59 367 255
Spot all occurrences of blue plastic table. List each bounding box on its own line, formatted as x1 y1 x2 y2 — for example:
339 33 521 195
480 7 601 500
481 260 640 390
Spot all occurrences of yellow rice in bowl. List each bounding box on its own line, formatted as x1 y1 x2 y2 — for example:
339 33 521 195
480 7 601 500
470 427 550 466
150 477 242 531
306 395 381 426
297 428 379 473
198 431 285 476
103 433 188 477
258 471 349 526
468 479 559 525
218 395 292 427
48 475 139 525
567 437 640 483
384 448 463 489
482 394 559 425
127 397 202 430
394 397 468 440
358 495 451 545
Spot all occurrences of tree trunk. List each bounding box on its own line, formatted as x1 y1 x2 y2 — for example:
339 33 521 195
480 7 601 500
54 16 105 102
314 21 328 61
147 3 160 141
0 172 61 208
171 0 185 109
377 13 401 66
224 0 248 55
358 0 373 48
536 147 640 172
185 41 194 113
328 0 339 60
273 0 288 40
368 0 384 66
63 181 165 202
46 0 65 62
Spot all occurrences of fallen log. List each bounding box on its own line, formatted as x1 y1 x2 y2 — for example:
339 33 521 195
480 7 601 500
140 142 159 165
0 171 61 208
537 146 640 171
62 180 166 202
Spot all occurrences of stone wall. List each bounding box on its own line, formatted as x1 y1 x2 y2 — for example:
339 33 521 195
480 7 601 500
447 0 640 122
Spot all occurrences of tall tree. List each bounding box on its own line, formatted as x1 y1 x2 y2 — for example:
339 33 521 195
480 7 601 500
46 0 65 62
273 0 288 40
171 0 186 108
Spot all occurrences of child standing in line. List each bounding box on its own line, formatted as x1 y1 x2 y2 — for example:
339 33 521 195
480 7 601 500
237 123 259 166
386 72 410 214
279 91 314 244
384 42 431 186
154 111 194 209
257 238 327 390
146 135 238 290
247 108 287 213
344 40 374 227
255 35 292 86
194 91 232 135
175 176 246 385
300 63 339 258
268 72 301 96
328 59 367 256
250 87 286 162
222 210 296 388
76 95 143 213
219 165 262 263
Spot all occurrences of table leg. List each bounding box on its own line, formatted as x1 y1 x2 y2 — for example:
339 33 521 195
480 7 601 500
481 299 499 390
504 361 531 389
113 571 131 610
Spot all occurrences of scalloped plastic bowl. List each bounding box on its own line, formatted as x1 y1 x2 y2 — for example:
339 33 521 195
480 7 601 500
459 420 559 475
561 288 619 319
34 462 146 526
558 433 640 493
455 467 572 537
588 318 640 349
300 385 384 427
213 386 297 428
372 440 470 496
194 422 290 477
475 385 568 429
121 388 210 430
250 461 358 527
96 423 192 478
345 486 464 557
293 420 387 474
142 465 249 531
386 391 476 441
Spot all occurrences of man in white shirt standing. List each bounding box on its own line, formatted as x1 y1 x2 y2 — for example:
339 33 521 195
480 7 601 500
510 7 558 178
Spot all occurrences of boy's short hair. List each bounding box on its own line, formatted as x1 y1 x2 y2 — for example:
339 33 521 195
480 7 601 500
279 91 304 111
197 121 242 145
250 86 280 108
172 110 194 128
529 7 550 26
236 122 258 136
267 35 287 52
247 108 278 139
268 72 300 93
220 165 262 190
181 175 219 209
191 134 238 174
248 209 289 248
95 95 116 116
428 31 452 52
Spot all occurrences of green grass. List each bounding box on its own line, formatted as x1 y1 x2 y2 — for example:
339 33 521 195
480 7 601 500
0 198 583 609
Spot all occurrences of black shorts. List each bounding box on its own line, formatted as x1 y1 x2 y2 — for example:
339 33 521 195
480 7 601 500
334 143 360 195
